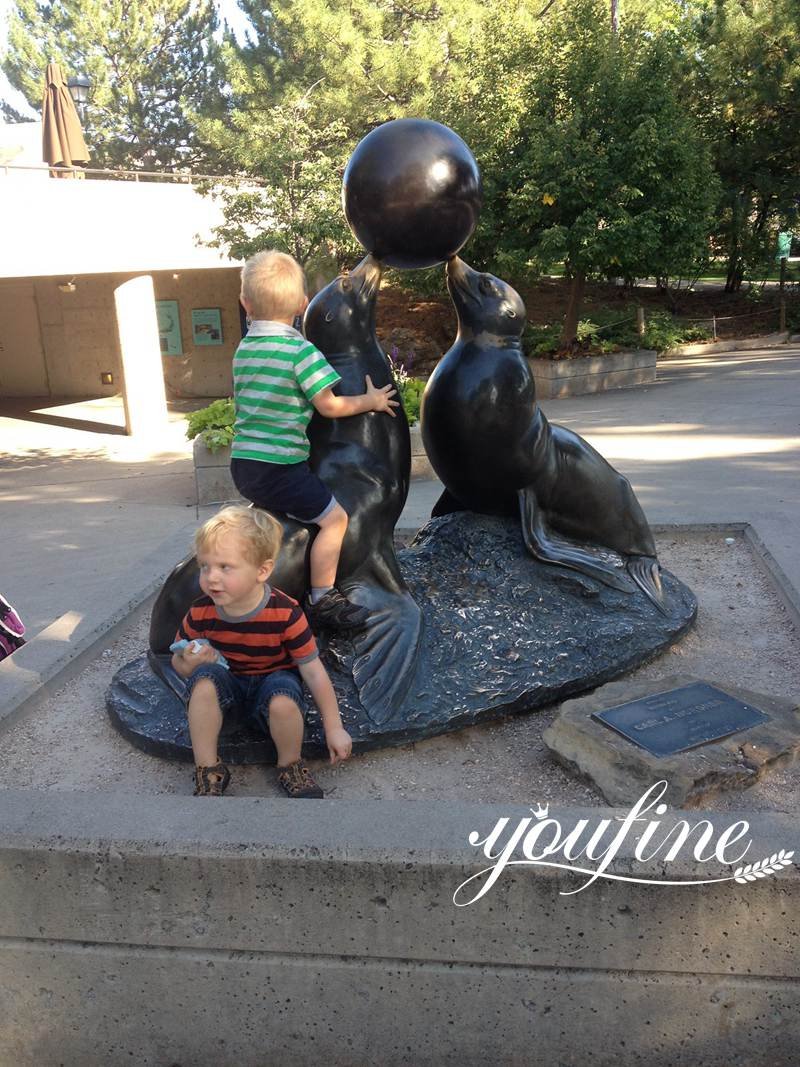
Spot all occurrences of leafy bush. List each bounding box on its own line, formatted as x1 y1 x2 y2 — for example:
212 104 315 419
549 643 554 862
641 312 710 352
522 306 713 357
397 377 426 424
388 345 426 424
186 398 235 452
523 309 639 357
522 323 563 357
383 267 448 300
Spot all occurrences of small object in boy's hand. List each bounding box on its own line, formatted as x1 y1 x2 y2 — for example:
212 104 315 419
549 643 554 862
169 638 229 669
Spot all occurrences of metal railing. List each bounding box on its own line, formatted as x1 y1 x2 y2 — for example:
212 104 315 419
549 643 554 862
0 162 265 186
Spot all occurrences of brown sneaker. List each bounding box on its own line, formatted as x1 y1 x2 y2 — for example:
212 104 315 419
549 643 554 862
277 759 324 799
194 762 231 796
304 589 370 633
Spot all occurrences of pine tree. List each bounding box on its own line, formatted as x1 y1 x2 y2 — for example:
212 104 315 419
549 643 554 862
199 0 491 268
3 0 226 171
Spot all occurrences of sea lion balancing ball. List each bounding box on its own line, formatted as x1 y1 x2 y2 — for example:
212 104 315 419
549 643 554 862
342 118 482 270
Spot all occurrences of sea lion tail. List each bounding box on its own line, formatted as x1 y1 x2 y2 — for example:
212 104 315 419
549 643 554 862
626 556 668 615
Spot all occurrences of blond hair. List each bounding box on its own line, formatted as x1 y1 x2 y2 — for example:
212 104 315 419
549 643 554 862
240 250 307 320
194 505 283 566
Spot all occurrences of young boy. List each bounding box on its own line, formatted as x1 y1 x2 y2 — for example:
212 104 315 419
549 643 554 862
171 505 352 798
231 249 398 632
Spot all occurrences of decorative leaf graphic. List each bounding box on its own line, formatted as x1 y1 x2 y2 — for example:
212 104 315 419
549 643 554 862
734 849 794 884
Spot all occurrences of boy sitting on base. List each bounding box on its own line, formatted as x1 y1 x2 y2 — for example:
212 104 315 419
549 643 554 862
171 505 352 798
231 249 398 632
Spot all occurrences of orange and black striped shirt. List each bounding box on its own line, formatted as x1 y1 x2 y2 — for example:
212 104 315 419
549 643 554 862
175 587 318 676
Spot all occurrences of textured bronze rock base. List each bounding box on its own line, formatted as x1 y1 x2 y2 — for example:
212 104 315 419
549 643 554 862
543 673 800 808
107 514 697 763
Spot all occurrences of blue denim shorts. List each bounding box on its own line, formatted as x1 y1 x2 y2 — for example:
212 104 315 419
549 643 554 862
184 663 305 735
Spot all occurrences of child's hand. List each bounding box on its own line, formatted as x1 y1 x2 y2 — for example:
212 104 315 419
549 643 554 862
186 642 219 669
171 640 220 677
364 374 399 417
326 726 353 766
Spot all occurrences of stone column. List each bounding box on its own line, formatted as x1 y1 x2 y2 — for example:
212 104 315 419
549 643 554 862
113 275 168 436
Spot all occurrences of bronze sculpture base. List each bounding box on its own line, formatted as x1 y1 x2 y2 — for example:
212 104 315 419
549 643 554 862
107 513 697 763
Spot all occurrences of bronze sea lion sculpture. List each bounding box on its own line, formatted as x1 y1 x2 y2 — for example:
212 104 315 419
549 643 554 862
420 256 664 609
149 255 423 721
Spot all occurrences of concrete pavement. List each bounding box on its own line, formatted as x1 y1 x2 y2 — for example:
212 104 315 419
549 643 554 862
2 345 799 719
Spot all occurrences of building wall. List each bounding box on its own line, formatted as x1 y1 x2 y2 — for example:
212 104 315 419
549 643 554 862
33 274 121 397
0 268 240 399
156 268 241 398
0 281 49 396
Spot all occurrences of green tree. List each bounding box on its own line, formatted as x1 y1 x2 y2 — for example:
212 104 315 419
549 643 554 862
3 0 225 171
484 0 717 349
201 0 494 268
690 0 800 290
200 83 356 267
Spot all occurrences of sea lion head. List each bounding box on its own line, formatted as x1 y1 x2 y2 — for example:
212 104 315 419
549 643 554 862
304 254 383 353
446 257 526 339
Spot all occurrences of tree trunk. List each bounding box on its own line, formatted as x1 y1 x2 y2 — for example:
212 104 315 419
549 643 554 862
724 189 747 293
725 260 743 293
559 269 586 354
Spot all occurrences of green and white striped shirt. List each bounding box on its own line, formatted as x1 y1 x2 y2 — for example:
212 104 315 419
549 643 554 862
231 321 341 464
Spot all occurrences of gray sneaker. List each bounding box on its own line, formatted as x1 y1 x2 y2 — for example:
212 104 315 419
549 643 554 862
305 588 370 632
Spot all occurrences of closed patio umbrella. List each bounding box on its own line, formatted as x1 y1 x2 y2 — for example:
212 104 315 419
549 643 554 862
42 61 89 178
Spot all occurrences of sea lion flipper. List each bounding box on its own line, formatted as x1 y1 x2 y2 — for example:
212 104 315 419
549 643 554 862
627 555 668 615
518 488 636 594
146 650 188 701
345 586 423 725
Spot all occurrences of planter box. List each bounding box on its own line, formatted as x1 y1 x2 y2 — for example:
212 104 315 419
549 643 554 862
409 422 434 480
194 427 434 506
529 349 657 399
193 438 242 507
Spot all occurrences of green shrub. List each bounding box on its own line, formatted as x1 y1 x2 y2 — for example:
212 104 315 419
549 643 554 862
388 345 427 423
396 376 426 424
523 310 640 357
186 398 235 452
523 306 713 357
641 312 710 352
522 323 563 357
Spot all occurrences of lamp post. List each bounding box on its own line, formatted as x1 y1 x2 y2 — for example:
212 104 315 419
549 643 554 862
67 74 90 122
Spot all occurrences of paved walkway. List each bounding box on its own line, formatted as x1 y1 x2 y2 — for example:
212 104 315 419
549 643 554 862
1 346 798 708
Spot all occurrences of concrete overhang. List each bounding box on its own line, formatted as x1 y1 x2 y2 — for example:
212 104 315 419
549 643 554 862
0 176 243 278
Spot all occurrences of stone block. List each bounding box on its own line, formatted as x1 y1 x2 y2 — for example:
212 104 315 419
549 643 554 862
193 438 242 506
0 791 799 1065
542 672 800 807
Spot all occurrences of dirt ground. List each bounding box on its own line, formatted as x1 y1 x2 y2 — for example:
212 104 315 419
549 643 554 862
375 277 797 377
3 529 799 813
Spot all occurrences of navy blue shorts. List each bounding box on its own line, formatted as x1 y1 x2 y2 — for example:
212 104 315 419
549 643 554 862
184 663 306 737
231 457 336 524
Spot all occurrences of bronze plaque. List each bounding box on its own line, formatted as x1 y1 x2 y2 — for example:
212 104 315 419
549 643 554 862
592 682 770 757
